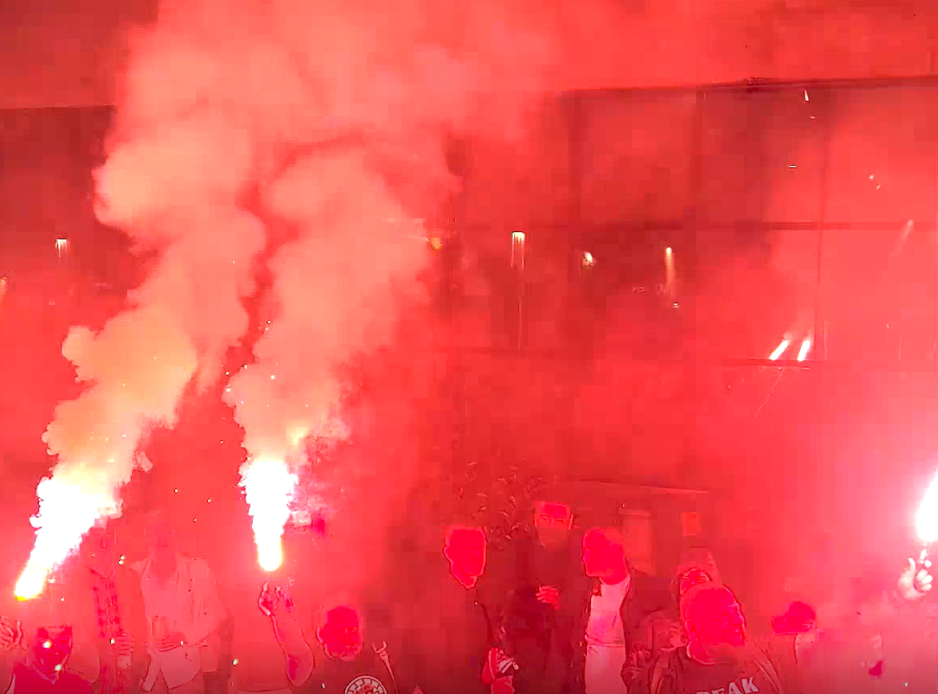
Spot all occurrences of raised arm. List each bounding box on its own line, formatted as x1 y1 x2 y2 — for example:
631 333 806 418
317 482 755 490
258 583 314 687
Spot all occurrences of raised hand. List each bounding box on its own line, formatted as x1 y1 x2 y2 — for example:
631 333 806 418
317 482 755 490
258 582 282 617
0 618 22 652
536 585 560 609
898 557 934 602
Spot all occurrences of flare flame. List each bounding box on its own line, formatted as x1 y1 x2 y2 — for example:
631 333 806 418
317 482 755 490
240 458 299 572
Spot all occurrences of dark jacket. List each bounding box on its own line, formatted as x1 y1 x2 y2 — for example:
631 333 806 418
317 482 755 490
503 536 591 694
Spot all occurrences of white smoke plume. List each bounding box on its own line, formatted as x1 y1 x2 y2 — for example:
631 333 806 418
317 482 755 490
210 0 559 570
16 37 268 599
18 0 564 589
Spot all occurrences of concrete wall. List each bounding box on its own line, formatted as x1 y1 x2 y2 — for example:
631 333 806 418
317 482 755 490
1 0 937 109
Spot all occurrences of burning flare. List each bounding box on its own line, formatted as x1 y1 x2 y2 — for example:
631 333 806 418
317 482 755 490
769 339 791 361
797 338 812 362
916 468 938 544
15 477 113 600
240 459 298 572
16 308 197 600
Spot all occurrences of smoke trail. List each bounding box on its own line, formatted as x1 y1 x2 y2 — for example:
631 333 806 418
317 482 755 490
16 55 266 600
19 0 563 587
206 0 559 569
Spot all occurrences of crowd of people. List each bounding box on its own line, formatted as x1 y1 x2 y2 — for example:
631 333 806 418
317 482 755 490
0 499 934 694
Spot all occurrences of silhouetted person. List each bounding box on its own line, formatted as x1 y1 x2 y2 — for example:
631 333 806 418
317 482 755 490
132 512 224 694
247 582 314 694
2 625 93 694
406 525 490 694
311 603 417 694
505 500 588 694
624 547 720 689
484 587 564 694
69 525 148 694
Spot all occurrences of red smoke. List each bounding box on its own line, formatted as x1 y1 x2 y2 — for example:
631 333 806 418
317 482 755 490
20 0 570 590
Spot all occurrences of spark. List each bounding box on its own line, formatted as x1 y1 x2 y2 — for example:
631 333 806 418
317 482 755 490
804 90 809 102
769 339 791 361
582 251 595 267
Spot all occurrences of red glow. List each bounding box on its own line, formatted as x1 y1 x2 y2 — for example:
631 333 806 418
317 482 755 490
317 606 363 662
771 601 817 635
582 528 629 583
678 567 712 597
443 526 486 589
534 502 572 528
533 501 573 549
682 585 746 655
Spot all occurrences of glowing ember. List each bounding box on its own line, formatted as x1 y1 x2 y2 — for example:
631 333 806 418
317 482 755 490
15 477 112 600
797 338 812 362
239 459 298 572
916 469 938 544
769 339 791 361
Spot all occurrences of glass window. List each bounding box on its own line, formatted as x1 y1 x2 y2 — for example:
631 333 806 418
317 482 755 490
819 226 938 362
699 88 827 223
827 86 938 224
570 226 687 359
578 91 696 225
460 96 574 229
691 227 818 359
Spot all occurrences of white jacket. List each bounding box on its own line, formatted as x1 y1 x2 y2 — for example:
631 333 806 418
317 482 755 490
133 555 224 691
